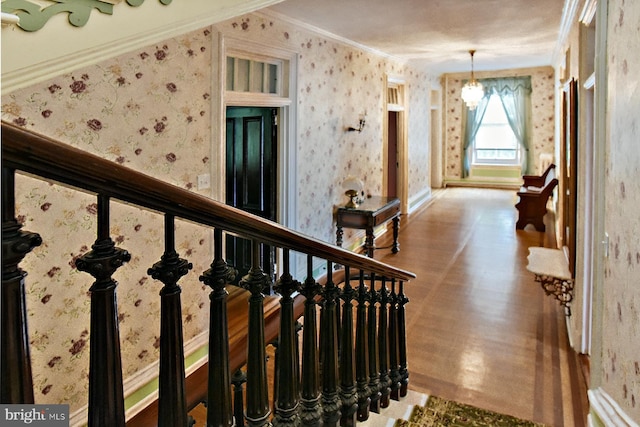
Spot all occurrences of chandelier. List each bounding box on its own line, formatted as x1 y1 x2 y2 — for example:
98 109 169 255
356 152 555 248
461 50 484 110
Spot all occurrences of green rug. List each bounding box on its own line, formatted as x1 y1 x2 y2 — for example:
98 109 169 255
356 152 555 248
395 396 547 427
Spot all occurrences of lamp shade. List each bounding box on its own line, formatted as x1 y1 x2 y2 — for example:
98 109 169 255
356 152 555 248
342 176 364 193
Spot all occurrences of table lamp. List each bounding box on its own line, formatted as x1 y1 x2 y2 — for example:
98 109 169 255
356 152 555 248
342 176 364 208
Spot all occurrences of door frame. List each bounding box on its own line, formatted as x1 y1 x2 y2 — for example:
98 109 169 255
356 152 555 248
430 88 443 189
580 75 595 354
383 75 409 214
211 33 299 276
561 78 578 276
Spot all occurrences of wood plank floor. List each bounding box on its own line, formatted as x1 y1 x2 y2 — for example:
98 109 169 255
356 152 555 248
375 187 589 426
189 187 589 426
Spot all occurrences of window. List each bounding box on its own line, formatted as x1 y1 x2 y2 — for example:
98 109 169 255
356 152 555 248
473 94 520 165
226 56 280 94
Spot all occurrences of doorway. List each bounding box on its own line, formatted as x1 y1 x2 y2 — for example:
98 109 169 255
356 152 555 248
385 77 408 213
387 111 399 198
561 79 578 276
225 106 278 283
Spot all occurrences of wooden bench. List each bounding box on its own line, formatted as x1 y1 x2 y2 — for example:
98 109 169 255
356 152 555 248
515 164 557 232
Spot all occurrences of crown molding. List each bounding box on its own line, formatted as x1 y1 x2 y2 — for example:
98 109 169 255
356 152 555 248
257 8 405 64
551 0 580 67
1 0 284 95
579 0 598 25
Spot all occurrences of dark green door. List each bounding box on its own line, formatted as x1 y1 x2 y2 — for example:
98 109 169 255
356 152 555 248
225 107 277 283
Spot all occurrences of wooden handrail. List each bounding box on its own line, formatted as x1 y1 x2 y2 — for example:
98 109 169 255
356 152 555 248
1 121 415 282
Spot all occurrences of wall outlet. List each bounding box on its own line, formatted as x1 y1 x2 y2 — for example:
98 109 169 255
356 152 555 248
197 173 210 190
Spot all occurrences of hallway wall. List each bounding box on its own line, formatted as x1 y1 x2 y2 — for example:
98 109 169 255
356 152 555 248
0 9 434 424
599 0 640 420
555 0 640 422
213 11 435 244
441 66 556 185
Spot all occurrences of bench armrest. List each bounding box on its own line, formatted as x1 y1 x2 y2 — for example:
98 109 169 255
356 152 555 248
522 163 555 187
522 175 545 187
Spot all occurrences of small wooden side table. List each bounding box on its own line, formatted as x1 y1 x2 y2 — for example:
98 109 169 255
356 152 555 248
336 196 400 258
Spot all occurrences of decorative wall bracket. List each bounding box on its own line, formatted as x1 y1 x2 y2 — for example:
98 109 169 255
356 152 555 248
526 247 574 317
1 0 172 32
533 273 574 316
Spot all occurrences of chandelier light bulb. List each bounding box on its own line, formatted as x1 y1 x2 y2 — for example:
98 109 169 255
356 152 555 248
461 50 484 110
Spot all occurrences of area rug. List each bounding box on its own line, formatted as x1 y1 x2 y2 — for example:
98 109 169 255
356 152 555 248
395 396 547 427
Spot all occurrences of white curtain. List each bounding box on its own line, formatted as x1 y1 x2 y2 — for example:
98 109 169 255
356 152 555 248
482 77 533 174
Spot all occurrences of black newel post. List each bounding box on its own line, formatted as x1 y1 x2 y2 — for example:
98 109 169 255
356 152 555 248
147 214 192 426
355 271 370 421
199 228 237 427
397 281 410 397
377 278 391 408
1 167 41 404
75 195 130 427
320 263 341 427
273 249 301 427
339 267 357 427
388 279 401 400
299 255 322 427
239 240 272 427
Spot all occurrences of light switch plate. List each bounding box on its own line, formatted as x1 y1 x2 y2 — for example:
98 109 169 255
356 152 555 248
197 174 210 190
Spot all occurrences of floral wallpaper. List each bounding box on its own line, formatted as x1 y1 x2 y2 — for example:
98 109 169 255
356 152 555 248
601 0 640 419
442 67 555 179
1 10 435 424
2 27 216 420
214 13 432 244
407 78 434 199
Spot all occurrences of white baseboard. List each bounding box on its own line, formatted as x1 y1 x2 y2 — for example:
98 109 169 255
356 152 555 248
408 188 432 214
588 387 639 427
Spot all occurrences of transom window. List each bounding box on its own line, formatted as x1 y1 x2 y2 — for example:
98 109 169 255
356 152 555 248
226 56 280 94
473 94 520 165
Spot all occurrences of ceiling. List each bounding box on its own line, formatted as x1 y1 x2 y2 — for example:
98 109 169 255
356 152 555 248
266 0 567 75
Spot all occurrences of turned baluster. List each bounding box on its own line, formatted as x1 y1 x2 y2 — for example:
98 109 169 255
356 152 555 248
339 267 357 427
271 339 279 415
273 249 301 427
388 279 401 401
147 214 192 426
239 240 272 427
232 369 247 427
199 228 237 427
397 281 410 397
355 270 370 421
320 262 342 427
1 167 41 404
75 194 130 427
299 255 322 427
377 278 391 408
367 273 381 413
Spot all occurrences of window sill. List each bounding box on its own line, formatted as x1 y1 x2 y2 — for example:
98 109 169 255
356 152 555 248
470 164 522 180
471 163 521 168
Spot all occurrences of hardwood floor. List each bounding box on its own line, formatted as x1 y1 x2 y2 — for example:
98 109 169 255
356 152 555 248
375 187 589 426
189 187 589 426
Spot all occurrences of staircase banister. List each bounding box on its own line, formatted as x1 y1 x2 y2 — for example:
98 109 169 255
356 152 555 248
1 121 415 282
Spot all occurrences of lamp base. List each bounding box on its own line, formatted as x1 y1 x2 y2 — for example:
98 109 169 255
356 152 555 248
344 190 359 208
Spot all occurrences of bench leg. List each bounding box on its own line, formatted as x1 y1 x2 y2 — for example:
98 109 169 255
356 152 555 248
515 202 547 232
